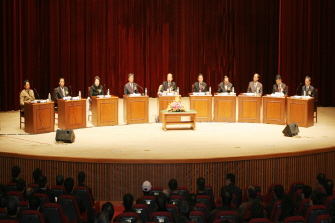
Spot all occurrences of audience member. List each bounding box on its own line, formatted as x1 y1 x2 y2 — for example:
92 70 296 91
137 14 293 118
95 211 110 223
32 168 43 184
56 174 64 186
266 185 285 216
238 186 257 222
29 195 41 211
278 196 297 221
196 177 215 210
101 201 114 222
186 193 197 211
34 175 55 202
314 173 326 193
222 173 242 207
16 178 26 193
10 166 21 183
168 179 179 196
321 179 334 204
208 189 235 223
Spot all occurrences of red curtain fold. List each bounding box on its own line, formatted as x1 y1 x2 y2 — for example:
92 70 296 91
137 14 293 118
1 0 334 111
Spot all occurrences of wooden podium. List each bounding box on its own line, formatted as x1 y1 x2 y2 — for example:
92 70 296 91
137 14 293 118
58 99 87 130
157 94 181 122
24 102 55 134
123 95 149 124
238 94 262 123
214 94 236 122
91 96 118 126
287 97 314 127
263 96 286 125
189 93 212 122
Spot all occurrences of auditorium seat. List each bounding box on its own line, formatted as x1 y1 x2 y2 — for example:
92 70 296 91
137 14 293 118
28 184 39 189
0 220 19 223
7 191 24 201
5 183 17 193
150 211 173 223
21 210 45 223
151 187 164 196
196 195 212 213
213 219 233 223
265 183 283 203
34 193 50 210
114 212 139 223
138 195 157 214
58 195 86 223
287 181 304 198
304 205 327 223
166 204 178 219
324 195 335 212
242 185 261 203
189 210 205 223
177 186 189 198
42 203 69 223
17 201 29 218
133 204 150 222
297 198 310 214
73 186 100 222
169 195 184 208
195 203 208 218
0 208 7 217
315 214 331 223
283 215 305 223
248 218 269 223
50 185 66 200
215 211 237 223
293 189 303 203
269 200 281 222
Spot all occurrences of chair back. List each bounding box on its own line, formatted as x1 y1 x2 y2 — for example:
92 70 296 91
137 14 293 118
43 203 69 223
133 204 150 222
58 195 82 223
21 210 45 223
73 186 95 222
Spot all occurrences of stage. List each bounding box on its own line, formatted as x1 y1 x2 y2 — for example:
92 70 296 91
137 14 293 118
1 98 335 201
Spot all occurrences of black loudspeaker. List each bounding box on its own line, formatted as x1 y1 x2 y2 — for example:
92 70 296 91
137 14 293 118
282 122 299 137
55 129 75 143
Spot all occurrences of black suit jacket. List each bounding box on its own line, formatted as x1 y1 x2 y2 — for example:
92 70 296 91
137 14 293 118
272 83 287 95
301 85 316 97
89 85 104 97
161 81 177 92
222 183 242 207
124 82 139 95
193 82 208 92
218 82 233 93
34 188 55 203
55 86 70 100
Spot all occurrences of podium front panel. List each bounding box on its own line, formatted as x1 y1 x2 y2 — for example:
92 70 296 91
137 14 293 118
263 96 286 125
58 99 87 130
24 102 55 134
189 94 212 122
92 97 118 126
214 95 236 122
238 95 262 123
287 97 314 127
123 95 149 124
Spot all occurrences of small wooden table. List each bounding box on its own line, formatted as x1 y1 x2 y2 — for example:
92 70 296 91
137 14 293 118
161 110 197 131
157 94 181 122
24 101 55 134
287 97 314 127
123 95 149 124
238 94 262 123
263 95 286 125
214 94 237 122
91 96 118 126
58 99 87 130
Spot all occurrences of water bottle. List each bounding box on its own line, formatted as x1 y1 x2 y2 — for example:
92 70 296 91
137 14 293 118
177 87 179 95
145 88 147 96
107 89 110 95
78 91 81 99
48 93 51 102
232 87 234 93
209 86 211 95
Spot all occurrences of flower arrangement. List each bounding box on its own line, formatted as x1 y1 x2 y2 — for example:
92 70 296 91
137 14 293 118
166 96 186 112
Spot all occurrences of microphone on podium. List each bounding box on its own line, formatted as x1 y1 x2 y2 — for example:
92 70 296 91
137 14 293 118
136 83 144 95
34 88 41 99
295 83 302 96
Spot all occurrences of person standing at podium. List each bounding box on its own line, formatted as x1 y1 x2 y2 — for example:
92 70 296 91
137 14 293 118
90 76 104 97
160 73 177 92
193 74 208 92
20 80 35 107
124 73 139 95
247 73 263 94
218 76 233 93
301 76 316 97
272 75 287 95
55 77 70 101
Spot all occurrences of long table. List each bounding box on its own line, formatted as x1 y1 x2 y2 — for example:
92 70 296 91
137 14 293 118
161 110 197 131
24 102 55 134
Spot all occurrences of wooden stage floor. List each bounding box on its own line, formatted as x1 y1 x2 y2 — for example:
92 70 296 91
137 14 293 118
0 98 334 163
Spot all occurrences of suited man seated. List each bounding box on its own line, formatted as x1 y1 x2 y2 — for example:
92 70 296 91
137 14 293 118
301 76 316 97
55 77 70 101
272 74 287 95
161 73 177 93
247 73 263 95
218 76 233 93
193 74 208 92
124 73 139 95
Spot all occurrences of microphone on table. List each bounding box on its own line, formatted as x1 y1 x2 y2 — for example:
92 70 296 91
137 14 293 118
295 83 302 96
135 83 144 95
34 88 40 99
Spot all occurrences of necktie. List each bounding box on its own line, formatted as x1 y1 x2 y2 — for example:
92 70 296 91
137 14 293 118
199 83 202 92
62 88 65 96
225 85 227 90
131 83 133 93
278 85 281 92
254 83 257 91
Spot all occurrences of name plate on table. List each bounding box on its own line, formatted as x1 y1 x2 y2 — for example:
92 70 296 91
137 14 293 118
216 93 236 96
192 92 206 96
244 93 254 96
30 100 48 103
269 92 284 97
292 95 311 99
129 93 141 97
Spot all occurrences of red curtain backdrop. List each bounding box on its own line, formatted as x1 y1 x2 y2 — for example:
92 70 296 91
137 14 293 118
1 0 334 111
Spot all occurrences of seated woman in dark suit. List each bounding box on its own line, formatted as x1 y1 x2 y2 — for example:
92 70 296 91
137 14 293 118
90 76 104 97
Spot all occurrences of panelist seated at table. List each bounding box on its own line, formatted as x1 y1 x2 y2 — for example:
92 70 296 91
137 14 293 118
247 73 263 94
55 77 70 101
160 73 177 93
218 76 233 93
193 73 208 92
20 79 35 112
272 74 287 95
90 76 104 97
301 76 316 97
124 73 139 95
